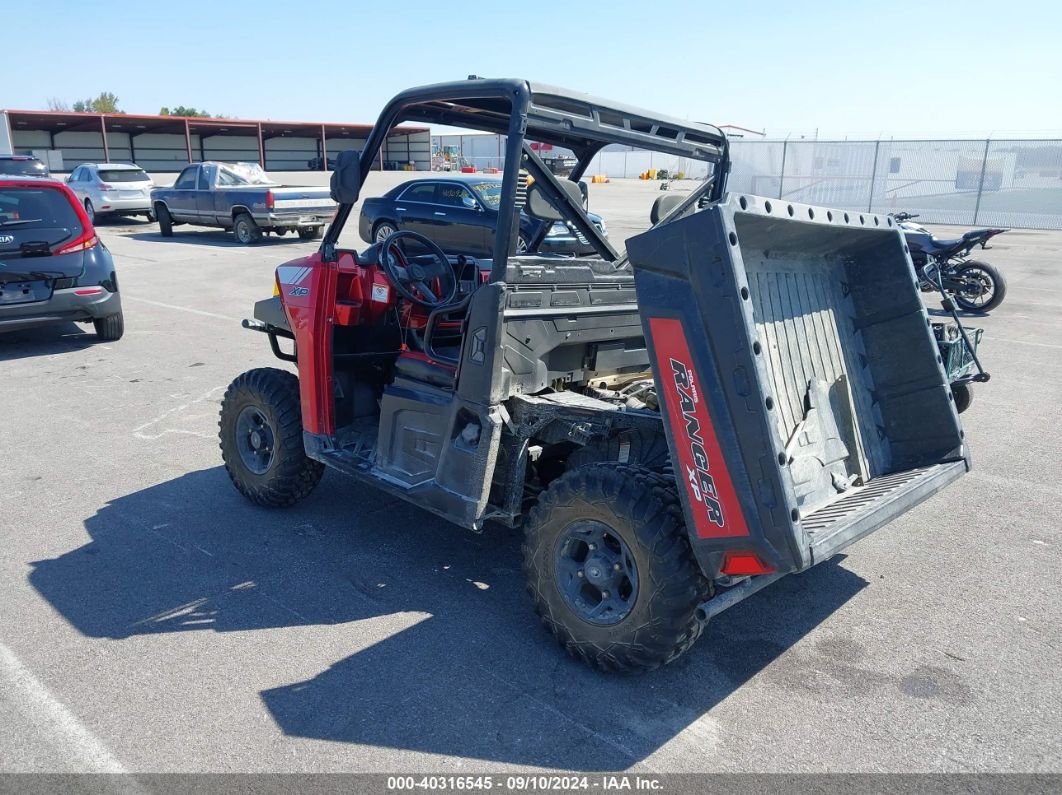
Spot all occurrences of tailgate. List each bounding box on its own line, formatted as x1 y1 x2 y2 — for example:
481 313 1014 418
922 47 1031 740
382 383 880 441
271 188 335 212
626 194 969 578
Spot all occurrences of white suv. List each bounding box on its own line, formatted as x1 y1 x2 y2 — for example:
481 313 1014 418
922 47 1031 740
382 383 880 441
67 163 155 223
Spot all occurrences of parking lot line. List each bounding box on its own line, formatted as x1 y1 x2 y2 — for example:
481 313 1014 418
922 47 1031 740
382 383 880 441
123 296 239 322
0 640 127 775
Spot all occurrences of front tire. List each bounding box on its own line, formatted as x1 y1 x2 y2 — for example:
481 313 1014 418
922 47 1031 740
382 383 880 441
84 199 97 224
233 212 263 245
219 368 324 508
156 204 173 237
523 464 709 673
954 260 1007 313
93 312 124 341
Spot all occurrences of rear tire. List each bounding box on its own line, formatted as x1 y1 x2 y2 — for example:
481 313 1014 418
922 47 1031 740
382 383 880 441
233 212 263 245
523 463 709 673
156 204 173 237
954 260 1007 313
219 368 324 508
952 382 974 414
373 221 397 243
93 312 124 341
299 226 324 240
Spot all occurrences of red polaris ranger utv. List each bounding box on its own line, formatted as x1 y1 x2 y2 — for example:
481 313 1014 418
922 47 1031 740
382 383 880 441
220 78 970 672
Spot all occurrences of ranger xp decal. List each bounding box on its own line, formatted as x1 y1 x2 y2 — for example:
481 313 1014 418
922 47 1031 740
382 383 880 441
648 317 749 539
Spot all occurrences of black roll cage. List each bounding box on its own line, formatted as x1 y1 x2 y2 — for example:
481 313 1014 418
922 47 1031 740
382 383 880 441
322 77 730 283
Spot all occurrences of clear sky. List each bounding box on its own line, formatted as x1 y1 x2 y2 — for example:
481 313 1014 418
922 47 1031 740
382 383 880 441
5 0 1060 139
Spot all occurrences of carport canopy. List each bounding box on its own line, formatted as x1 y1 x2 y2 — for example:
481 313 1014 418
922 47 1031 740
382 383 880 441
1 109 428 171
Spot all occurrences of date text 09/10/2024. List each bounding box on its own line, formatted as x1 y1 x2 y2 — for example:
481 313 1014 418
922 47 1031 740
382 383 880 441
386 775 664 791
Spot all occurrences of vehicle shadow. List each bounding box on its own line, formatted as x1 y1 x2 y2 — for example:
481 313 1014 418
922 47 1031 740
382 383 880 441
93 215 154 227
29 467 868 770
126 230 316 248
0 322 98 361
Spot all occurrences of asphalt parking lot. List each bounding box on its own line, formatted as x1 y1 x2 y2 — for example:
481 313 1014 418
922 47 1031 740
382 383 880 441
1 176 1059 774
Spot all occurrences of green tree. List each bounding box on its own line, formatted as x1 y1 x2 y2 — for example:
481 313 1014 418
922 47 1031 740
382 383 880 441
72 92 121 113
159 106 214 118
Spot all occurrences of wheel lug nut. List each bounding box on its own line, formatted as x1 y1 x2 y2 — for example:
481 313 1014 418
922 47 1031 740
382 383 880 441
588 543 596 550
602 591 610 598
613 563 621 571
576 571 584 578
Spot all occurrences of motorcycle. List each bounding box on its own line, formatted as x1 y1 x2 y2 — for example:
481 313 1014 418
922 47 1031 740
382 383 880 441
892 212 1008 313
898 215 994 410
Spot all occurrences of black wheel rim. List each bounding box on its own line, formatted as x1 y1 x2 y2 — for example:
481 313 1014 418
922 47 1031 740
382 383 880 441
554 520 639 626
957 268 994 308
235 405 276 474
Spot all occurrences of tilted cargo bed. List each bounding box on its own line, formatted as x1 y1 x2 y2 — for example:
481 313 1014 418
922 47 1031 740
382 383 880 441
627 194 969 578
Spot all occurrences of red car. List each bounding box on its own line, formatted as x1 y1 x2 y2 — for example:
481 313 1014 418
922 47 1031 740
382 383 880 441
0 178 124 340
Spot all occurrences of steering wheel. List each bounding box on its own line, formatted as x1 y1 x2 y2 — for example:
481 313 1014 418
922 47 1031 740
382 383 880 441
378 230 458 309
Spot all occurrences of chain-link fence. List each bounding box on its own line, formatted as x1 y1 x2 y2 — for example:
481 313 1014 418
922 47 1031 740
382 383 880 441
584 149 712 181
728 138 1062 230
432 135 1062 230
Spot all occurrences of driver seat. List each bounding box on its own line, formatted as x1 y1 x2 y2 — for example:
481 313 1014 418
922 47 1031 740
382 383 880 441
393 351 457 388
391 290 476 388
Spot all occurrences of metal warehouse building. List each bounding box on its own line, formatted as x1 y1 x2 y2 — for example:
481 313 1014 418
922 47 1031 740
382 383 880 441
0 110 430 173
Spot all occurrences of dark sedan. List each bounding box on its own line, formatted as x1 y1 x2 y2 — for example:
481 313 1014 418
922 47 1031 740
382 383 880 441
358 175 606 257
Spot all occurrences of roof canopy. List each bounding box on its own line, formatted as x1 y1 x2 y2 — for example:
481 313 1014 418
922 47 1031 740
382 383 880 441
2 109 425 140
391 78 727 162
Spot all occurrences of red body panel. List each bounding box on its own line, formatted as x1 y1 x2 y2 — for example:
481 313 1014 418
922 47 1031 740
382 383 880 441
276 251 402 435
648 317 750 540
277 253 335 435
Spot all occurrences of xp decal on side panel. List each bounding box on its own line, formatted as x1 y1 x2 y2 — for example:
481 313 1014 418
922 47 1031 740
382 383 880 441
219 78 971 672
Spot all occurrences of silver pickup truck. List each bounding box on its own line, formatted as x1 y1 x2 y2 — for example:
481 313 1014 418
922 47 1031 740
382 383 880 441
150 162 336 244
